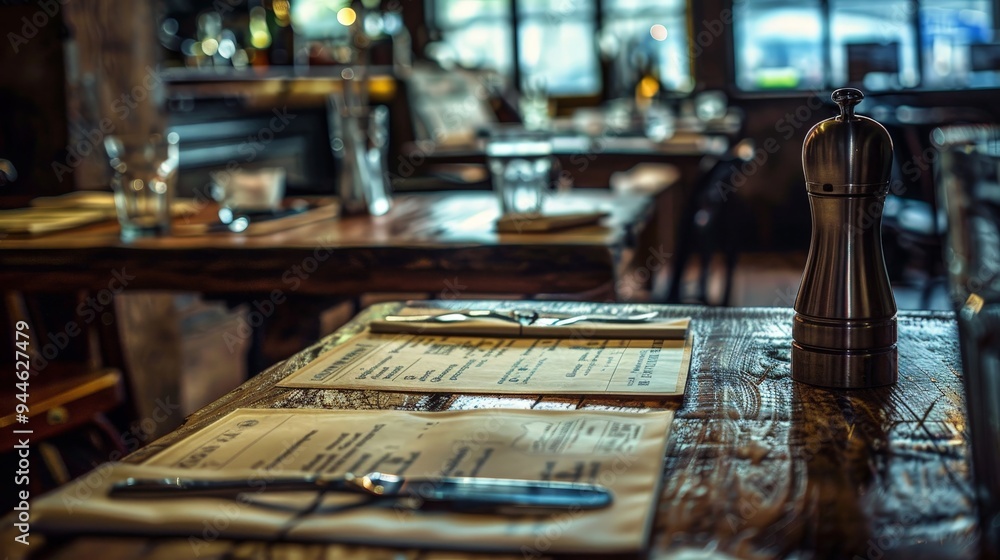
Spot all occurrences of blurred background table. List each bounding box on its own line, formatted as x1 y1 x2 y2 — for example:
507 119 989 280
0 189 665 419
0 190 659 300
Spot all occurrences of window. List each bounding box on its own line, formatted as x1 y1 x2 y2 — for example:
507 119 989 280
733 0 997 92
431 0 514 78
830 0 919 89
430 0 690 97
734 0 825 91
602 0 692 92
920 0 995 87
518 0 600 95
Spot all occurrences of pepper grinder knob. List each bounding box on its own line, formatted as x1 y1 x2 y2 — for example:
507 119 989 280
831 87 863 118
792 88 898 388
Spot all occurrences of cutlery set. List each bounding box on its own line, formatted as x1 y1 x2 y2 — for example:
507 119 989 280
381 309 660 327
369 308 689 338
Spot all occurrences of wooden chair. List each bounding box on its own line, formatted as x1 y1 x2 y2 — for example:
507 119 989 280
664 143 757 306
0 291 127 507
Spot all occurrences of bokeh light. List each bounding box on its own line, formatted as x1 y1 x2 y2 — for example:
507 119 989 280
337 7 357 26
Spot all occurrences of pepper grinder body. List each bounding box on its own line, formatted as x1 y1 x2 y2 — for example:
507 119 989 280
792 88 898 388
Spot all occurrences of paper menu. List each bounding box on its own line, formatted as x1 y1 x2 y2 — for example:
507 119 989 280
277 331 692 396
32 408 674 554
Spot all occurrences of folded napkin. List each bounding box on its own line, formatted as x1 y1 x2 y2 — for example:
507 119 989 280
369 308 690 339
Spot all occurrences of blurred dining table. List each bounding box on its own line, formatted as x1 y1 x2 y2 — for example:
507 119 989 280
0 189 661 300
1 299 979 559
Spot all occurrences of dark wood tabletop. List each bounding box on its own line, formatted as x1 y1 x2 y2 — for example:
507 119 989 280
0 190 655 298
6 300 977 560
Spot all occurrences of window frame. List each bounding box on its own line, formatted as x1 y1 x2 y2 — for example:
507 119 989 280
426 0 693 102
729 0 1000 95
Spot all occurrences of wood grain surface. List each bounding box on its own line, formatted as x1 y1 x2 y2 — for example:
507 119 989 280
4 301 977 559
0 191 652 298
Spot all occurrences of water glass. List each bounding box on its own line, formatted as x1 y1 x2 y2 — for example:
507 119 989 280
935 124 1000 559
104 132 179 240
330 98 392 216
486 131 554 216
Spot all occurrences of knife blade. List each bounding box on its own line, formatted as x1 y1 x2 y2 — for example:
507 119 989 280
109 472 613 512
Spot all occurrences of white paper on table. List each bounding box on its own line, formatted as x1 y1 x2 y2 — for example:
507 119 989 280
31 408 674 555
278 329 692 397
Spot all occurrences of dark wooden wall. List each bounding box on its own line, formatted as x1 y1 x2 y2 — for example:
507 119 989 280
0 3 72 207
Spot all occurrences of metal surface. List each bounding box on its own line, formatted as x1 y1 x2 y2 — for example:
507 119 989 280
793 88 898 388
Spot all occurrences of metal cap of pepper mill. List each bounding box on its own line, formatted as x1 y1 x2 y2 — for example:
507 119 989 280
792 88 898 388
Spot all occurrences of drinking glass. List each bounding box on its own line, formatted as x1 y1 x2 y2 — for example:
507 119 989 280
486 129 554 216
104 132 179 240
935 124 1000 558
329 93 392 216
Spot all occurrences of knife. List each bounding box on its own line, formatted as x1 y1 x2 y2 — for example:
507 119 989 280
109 471 613 512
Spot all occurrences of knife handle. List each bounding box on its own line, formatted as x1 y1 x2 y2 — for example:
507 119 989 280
409 477 613 511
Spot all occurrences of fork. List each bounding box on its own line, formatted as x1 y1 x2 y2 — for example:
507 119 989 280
383 310 660 326
383 309 539 326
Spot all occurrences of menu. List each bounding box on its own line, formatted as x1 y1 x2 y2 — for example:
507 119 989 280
32 408 674 554
278 331 692 396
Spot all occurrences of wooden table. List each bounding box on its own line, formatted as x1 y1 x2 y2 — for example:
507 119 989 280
6 300 979 559
0 191 655 299
400 131 730 189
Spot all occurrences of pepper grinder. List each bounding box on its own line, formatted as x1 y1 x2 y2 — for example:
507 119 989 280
792 88 898 388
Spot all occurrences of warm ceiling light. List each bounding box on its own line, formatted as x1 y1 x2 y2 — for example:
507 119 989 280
650 24 668 41
638 75 660 98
